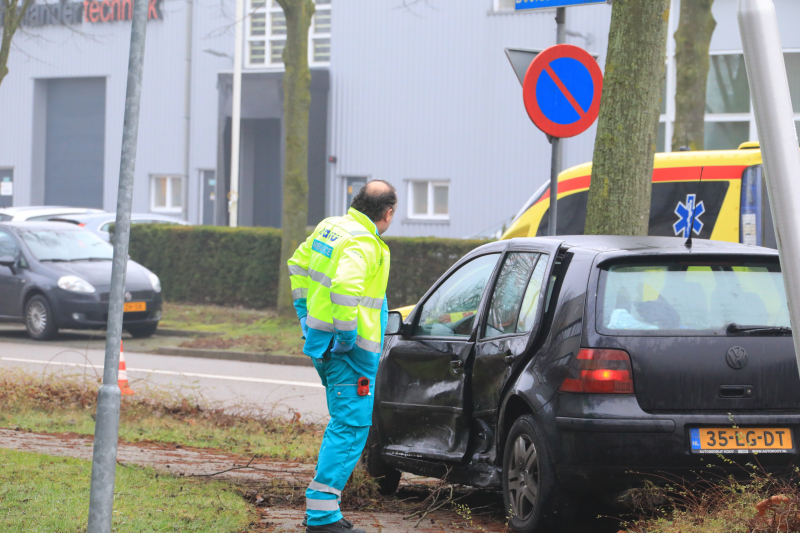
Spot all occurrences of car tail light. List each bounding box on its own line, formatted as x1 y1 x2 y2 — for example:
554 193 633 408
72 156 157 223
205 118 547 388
559 349 634 394
78 223 86 227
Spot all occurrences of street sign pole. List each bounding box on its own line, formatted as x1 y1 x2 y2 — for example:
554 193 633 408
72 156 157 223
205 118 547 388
548 7 566 236
86 0 148 530
738 0 800 376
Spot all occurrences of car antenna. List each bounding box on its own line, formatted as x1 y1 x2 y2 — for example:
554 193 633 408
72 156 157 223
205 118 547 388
685 171 703 248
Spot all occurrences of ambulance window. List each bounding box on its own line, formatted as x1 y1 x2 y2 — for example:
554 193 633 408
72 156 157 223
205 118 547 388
414 254 500 338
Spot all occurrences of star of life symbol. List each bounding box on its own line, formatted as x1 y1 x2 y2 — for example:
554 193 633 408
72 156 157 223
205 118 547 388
673 194 705 238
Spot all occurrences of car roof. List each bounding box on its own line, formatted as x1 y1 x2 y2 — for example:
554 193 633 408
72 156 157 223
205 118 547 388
0 206 106 219
52 213 187 223
470 235 779 258
0 221 85 231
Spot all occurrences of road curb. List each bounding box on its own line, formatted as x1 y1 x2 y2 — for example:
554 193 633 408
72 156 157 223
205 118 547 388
155 346 313 367
154 328 221 338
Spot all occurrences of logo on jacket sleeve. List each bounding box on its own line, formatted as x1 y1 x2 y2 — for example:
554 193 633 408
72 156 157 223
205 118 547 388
312 239 334 258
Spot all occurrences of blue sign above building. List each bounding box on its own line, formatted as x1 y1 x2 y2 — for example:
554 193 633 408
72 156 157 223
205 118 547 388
515 0 609 11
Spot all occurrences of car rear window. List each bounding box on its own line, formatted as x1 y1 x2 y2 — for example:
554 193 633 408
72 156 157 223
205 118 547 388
597 259 789 335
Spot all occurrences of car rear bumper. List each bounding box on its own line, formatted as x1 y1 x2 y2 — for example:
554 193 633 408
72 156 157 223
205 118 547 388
48 289 163 329
548 393 800 493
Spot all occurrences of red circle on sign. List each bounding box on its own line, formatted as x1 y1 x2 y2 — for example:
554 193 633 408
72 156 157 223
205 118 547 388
523 44 604 139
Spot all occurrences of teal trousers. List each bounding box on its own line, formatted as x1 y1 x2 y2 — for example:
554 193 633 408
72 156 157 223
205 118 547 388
306 356 375 526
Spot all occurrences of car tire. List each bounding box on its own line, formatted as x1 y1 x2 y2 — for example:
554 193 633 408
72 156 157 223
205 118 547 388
362 425 401 495
25 295 58 341
127 322 159 338
502 414 575 533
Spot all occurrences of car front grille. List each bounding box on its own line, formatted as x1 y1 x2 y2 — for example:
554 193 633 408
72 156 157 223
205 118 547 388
100 290 155 302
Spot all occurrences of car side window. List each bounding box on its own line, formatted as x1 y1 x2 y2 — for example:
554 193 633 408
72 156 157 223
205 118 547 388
0 230 19 258
516 255 549 333
484 253 539 338
414 253 501 338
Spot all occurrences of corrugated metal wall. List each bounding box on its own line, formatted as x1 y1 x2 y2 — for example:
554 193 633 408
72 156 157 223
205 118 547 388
327 1 613 238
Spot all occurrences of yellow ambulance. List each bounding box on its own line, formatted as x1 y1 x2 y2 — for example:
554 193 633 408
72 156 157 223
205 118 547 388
501 142 775 248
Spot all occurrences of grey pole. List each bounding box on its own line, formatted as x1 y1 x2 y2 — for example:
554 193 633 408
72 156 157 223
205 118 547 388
548 7 566 237
86 0 148 529
182 0 194 222
738 0 800 373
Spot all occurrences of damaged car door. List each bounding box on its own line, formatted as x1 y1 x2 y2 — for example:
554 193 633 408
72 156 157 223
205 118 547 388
378 252 501 461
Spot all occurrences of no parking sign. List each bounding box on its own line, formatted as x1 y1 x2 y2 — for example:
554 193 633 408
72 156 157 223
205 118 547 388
523 44 603 139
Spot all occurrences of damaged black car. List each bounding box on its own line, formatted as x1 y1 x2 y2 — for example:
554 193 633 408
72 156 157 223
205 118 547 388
364 236 800 533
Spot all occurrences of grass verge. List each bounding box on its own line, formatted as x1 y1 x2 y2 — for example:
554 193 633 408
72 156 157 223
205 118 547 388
0 448 254 533
624 465 800 533
160 302 305 356
0 368 322 461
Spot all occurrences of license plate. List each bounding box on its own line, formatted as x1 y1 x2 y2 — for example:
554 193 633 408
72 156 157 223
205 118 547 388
690 428 793 454
123 302 146 312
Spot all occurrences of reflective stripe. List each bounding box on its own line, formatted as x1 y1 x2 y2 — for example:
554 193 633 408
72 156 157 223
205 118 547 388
307 316 335 332
289 265 309 277
356 335 381 352
309 269 332 288
292 288 308 300
349 230 373 237
309 481 342 499
330 293 360 307
333 318 358 331
306 498 340 511
360 296 384 310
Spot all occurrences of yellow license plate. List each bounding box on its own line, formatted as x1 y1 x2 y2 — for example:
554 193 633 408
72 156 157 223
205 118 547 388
123 302 146 312
691 428 793 454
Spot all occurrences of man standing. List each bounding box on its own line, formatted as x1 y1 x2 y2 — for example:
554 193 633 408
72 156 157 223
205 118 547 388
288 180 397 533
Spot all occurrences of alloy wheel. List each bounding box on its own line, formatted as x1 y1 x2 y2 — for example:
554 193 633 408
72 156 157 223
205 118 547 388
507 434 539 520
27 300 47 336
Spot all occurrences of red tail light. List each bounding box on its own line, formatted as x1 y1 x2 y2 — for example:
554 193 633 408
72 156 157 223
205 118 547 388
559 349 634 394
78 223 86 227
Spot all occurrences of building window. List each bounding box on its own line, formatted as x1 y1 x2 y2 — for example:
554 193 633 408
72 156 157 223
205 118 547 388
408 181 449 220
494 0 516 12
151 175 184 213
246 0 331 68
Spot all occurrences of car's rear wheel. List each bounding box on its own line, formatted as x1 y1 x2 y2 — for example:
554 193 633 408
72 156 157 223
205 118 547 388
362 425 401 495
503 414 574 532
127 322 159 338
25 295 58 341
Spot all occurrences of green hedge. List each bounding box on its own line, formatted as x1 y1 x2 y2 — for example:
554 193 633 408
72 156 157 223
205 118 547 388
129 225 486 309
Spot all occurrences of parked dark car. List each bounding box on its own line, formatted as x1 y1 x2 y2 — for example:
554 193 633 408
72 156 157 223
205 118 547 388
0 222 162 340
365 236 800 533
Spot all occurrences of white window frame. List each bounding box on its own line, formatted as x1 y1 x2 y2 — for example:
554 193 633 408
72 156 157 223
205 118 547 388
150 175 185 214
245 0 330 69
407 180 450 221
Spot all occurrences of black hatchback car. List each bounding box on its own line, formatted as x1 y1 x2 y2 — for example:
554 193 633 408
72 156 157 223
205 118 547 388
0 222 162 340
364 236 800 533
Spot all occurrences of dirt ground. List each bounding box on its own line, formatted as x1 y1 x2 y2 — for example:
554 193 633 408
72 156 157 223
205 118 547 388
0 429 625 532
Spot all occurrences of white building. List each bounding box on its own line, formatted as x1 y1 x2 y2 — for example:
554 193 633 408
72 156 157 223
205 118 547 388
0 0 798 237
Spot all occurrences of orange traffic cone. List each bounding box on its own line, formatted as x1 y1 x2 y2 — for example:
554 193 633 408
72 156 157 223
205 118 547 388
119 341 135 396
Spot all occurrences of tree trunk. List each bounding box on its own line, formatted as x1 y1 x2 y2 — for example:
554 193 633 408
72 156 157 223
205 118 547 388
584 0 671 236
276 0 314 317
0 0 35 88
672 0 715 152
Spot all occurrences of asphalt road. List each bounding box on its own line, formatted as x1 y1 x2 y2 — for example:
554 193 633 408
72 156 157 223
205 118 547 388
0 328 330 423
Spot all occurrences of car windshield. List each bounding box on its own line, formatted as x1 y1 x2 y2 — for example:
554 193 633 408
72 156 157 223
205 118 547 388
19 228 113 262
598 260 790 336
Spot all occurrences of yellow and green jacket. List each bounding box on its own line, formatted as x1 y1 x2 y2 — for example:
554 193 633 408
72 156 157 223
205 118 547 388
288 208 391 376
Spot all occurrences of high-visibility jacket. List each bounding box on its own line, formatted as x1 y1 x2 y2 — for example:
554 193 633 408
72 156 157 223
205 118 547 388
288 208 391 374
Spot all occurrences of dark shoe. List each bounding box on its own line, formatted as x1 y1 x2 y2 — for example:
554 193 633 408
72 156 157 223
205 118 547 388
306 518 365 533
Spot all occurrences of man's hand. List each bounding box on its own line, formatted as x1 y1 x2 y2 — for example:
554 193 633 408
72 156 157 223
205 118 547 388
299 316 308 339
331 339 354 353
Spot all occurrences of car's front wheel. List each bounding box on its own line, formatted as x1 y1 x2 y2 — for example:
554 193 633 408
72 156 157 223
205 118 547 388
502 414 574 532
25 295 58 341
126 322 159 338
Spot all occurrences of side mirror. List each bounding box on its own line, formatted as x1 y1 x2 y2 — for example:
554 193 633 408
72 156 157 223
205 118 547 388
0 255 16 273
386 311 405 336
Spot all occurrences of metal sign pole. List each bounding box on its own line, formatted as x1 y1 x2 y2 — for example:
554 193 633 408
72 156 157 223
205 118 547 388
548 7 566 237
86 0 148 529
738 0 800 374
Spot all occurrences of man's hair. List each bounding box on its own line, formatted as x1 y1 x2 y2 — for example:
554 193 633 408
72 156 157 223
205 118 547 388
350 180 397 222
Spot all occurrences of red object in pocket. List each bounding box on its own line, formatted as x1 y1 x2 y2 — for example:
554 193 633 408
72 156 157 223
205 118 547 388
357 377 370 396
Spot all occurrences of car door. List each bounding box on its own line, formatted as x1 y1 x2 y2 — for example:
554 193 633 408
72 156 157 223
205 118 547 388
0 229 24 317
471 244 559 430
378 252 502 461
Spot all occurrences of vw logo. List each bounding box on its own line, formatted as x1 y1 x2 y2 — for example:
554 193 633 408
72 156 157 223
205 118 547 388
726 346 748 370
124 291 132 302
